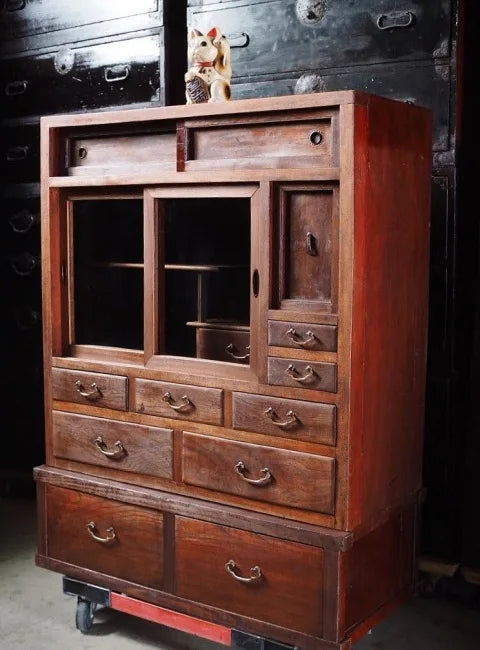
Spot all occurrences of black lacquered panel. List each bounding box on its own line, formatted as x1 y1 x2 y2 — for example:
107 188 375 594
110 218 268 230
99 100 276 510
0 123 40 183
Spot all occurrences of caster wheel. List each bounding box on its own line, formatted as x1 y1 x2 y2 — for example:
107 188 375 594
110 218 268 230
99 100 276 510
75 598 97 634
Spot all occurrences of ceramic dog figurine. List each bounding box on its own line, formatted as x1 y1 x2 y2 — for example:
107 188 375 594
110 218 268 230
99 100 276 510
185 27 231 104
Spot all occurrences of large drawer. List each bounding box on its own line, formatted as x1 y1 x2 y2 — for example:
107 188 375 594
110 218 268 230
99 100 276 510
268 358 337 392
135 378 223 426
45 484 164 588
52 368 128 411
233 61 451 152
189 0 451 78
175 516 324 636
182 432 335 514
232 392 336 445
0 32 165 119
52 411 173 480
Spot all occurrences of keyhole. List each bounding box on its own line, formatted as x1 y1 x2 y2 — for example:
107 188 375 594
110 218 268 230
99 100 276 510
307 10 317 19
78 147 87 160
309 131 323 146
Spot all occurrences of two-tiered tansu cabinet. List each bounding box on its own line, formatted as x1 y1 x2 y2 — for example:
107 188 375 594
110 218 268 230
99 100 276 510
35 91 431 650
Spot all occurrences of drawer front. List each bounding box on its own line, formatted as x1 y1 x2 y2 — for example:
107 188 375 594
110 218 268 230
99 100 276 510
46 484 164 588
0 33 164 119
52 411 173 479
0 124 40 183
196 327 250 364
186 114 336 170
0 0 160 41
182 432 335 514
189 0 451 78
175 516 324 635
52 368 128 411
268 320 337 352
268 358 337 393
67 131 177 176
233 61 450 152
135 378 223 425
232 392 336 445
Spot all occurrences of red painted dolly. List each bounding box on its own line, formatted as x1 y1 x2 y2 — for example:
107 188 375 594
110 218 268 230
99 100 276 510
64 577 298 649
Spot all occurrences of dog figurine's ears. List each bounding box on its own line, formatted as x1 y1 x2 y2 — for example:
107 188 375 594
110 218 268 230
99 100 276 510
207 27 218 38
189 28 203 39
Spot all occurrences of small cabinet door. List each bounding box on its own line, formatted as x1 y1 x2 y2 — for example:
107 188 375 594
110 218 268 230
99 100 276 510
276 184 338 314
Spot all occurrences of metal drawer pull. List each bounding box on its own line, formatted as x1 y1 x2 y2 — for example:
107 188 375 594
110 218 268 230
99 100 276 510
94 436 125 459
376 11 415 30
104 65 130 83
5 0 26 11
234 461 272 486
285 364 316 383
286 327 317 348
225 32 250 48
10 252 38 276
264 407 299 429
5 80 28 96
6 145 29 161
306 231 317 256
87 521 116 544
225 343 250 361
225 560 262 584
9 210 37 234
78 146 88 160
162 392 193 412
75 380 102 401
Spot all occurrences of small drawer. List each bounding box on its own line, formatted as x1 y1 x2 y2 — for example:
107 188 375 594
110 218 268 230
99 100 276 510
175 516 324 636
135 378 223 425
195 326 250 364
52 368 128 411
45 484 164 588
52 411 173 479
268 320 337 352
182 432 335 514
185 112 337 170
268 358 337 392
232 392 336 445
66 130 177 176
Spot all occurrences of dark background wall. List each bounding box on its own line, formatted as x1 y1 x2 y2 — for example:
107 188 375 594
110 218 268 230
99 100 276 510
0 0 478 570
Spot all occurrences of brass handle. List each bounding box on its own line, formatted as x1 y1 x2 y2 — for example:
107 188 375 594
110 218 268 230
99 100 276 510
306 231 317 256
104 65 130 83
9 210 37 234
225 32 250 48
264 407 299 429
225 343 250 361
75 380 102 401
10 252 38 276
234 461 272 486
286 327 317 348
94 436 125 459
162 392 193 412
285 364 316 383
225 559 262 584
87 521 116 544
377 11 415 30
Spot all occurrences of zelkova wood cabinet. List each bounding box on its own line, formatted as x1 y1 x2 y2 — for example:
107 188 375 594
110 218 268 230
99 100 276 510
35 92 431 650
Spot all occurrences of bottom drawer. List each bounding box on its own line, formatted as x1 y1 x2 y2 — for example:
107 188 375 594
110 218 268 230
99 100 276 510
175 517 324 636
45 485 164 589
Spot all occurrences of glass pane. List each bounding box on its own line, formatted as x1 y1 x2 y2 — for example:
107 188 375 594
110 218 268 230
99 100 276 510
73 199 143 349
160 198 251 364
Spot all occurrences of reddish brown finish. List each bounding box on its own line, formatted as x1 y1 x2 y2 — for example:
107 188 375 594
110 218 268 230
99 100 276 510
232 392 336 445
195 327 250 364
46 484 164 588
36 92 431 649
268 358 337 392
52 367 128 411
52 411 173 479
182 432 335 514
175 516 324 636
135 378 223 425
268 320 337 352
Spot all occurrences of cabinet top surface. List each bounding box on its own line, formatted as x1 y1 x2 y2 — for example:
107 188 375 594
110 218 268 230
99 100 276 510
40 90 425 130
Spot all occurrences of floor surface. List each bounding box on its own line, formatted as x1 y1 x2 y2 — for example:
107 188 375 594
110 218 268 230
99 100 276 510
1 497 479 650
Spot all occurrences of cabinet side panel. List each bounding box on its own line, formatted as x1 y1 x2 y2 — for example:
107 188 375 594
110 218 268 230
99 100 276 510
349 97 432 529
